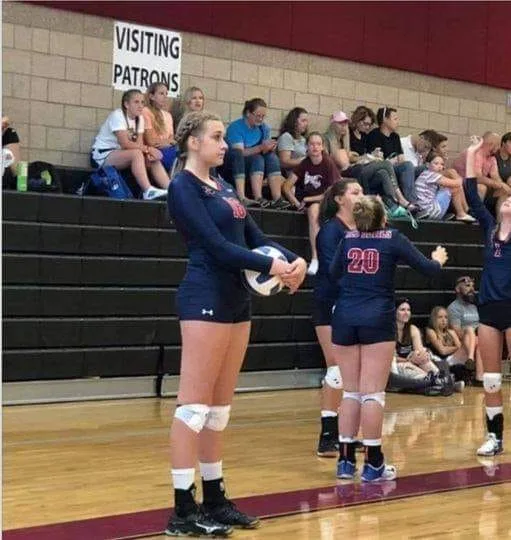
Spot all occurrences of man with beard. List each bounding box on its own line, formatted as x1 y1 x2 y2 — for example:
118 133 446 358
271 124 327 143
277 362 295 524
447 276 483 385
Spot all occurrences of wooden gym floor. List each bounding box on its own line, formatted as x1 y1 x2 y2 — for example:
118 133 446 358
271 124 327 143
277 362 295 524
3 385 511 539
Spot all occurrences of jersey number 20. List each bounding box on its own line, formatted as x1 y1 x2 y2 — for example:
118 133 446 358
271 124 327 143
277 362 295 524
347 248 380 274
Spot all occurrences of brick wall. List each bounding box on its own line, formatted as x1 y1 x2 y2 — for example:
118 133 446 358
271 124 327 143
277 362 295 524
3 2 511 169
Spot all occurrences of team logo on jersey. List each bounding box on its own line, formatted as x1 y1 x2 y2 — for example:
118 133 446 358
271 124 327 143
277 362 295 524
202 186 216 197
222 197 247 219
494 242 502 258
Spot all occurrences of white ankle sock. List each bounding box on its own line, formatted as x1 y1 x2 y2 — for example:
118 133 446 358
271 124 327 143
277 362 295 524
171 468 195 490
199 461 223 481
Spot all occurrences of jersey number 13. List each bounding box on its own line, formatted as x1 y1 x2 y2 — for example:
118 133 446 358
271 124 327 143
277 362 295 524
347 248 380 274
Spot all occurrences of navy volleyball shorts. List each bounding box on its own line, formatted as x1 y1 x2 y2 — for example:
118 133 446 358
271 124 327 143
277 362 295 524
176 288 251 323
312 298 335 327
479 301 511 332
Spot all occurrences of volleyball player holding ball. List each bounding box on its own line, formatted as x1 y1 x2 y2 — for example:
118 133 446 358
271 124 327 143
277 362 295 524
165 111 306 537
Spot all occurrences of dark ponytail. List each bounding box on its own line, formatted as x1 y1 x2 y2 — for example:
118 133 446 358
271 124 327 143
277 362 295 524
318 178 360 224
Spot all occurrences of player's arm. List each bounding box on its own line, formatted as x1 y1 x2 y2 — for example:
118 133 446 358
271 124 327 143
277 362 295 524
168 179 274 273
329 237 347 282
318 227 344 279
394 232 445 276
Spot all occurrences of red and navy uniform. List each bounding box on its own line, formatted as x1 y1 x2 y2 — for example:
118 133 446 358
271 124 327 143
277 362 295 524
329 228 441 345
312 217 348 326
464 178 511 331
167 170 299 323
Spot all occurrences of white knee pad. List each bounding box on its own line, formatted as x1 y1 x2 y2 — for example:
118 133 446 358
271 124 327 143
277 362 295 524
361 392 386 408
483 373 502 394
204 405 231 431
324 366 343 390
342 391 362 403
174 404 210 433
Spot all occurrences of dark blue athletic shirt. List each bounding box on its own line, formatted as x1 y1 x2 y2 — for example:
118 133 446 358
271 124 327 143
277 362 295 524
330 228 441 327
167 170 298 294
464 178 511 304
314 217 349 301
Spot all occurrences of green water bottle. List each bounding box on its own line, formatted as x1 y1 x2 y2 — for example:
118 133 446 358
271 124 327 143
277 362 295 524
16 161 28 192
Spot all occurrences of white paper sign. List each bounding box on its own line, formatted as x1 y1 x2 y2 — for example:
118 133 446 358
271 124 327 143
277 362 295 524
112 21 181 96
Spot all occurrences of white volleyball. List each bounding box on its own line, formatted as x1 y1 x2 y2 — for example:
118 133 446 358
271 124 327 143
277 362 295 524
243 245 287 296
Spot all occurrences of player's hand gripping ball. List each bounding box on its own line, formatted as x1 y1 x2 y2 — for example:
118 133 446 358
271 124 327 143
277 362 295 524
243 246 287 296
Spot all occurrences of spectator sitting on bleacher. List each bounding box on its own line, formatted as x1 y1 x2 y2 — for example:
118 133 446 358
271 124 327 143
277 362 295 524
423 130 449 161
366 107 418 208
277 107 308 176
324 110 351 173
389 298 460 394
171 86 205 131
91 89 169 200
415 152 475 222
282 131 340 275
347 106 417 214
496 132 511 184
395 298 442 378
453 132 511 206
447 275 483 385
2 116 20 189
224 98 289 209
426 306 473 384
143 82 177 173
400 131 436 170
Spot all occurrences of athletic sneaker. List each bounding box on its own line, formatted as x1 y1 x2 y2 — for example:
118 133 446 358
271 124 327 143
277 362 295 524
143 187 168 200
476 433 503 456
255 197 271 208
165 508 233 537
360 463 397 482
337 459 356 479
202 500 260 529
269 198 291 210
317 435 339 457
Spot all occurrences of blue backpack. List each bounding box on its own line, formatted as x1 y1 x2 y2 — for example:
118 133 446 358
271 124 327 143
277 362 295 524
90 166 134 199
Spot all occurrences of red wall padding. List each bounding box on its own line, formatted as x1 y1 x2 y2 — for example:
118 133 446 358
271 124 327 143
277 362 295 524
34 1 510 89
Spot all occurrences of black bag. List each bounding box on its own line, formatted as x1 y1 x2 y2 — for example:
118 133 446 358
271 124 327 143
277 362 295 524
27 161 62 193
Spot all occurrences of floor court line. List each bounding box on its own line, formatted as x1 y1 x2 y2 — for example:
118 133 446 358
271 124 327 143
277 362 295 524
4 462 511 540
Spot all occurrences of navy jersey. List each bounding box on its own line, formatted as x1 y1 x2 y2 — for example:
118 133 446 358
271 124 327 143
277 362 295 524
330 229 441 327
167 170 298 297
464 178 511 304
314 217 349 301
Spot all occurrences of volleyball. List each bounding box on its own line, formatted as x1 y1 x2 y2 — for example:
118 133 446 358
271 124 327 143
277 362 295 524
243 245 287 296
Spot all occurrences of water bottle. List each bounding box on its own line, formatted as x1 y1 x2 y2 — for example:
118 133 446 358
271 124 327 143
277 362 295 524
16 161 28 192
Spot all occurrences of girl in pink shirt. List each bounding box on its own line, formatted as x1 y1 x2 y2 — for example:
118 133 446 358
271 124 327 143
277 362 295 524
143 82 178 172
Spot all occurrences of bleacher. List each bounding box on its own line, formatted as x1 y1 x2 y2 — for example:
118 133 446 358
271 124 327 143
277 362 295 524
3 181 488 403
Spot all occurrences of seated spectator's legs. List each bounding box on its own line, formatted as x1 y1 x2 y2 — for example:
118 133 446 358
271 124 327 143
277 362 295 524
105 149 152 191
246 153 265 201
160 146 178 172
393 161 417 204
434 188 452 219
410 353 439 375
225 147 248 200
374 161 413 209
396 361 428 379
307 202 321 262
263 152 286 202
149 160 170 189
476 181 488 200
